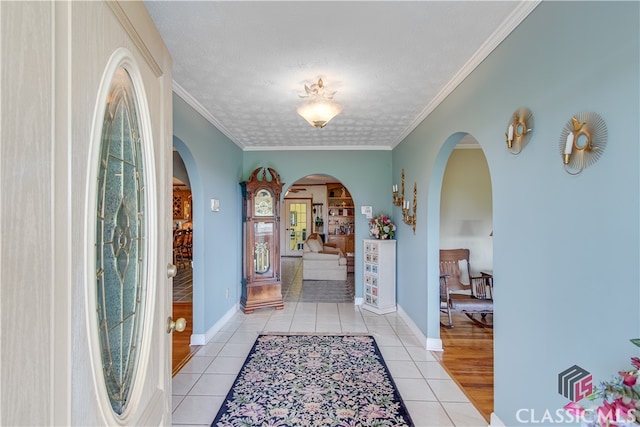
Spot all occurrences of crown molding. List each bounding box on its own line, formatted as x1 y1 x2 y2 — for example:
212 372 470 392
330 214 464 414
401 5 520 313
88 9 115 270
172 81 246 150
242 145 392 152
392 0 541 148
172 1 540 152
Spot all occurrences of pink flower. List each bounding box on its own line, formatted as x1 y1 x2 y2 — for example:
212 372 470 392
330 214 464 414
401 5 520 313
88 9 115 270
596 398 636 425
564 401 585 417
619 370 637 386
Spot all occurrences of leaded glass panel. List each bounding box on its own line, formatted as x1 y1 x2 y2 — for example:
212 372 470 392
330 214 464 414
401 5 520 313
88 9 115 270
95 67 147 415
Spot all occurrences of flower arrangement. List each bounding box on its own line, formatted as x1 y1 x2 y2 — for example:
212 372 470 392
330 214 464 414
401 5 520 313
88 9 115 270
369 214 396 240
564 339 640 427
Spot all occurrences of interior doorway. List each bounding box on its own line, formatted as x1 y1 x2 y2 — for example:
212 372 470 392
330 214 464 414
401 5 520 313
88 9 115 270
172 151 197 375
281 174 355 302
437 135 494 419
282 199 311 257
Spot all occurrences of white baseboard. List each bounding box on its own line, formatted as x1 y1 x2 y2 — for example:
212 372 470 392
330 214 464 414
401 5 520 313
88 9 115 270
396 305 443 352
190 304 238 346
396 305 426 348
426 337 443 352
354 297 364 306
489 412 504 427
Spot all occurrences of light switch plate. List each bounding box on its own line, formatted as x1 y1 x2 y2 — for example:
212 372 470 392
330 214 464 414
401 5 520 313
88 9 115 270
211 198 220 212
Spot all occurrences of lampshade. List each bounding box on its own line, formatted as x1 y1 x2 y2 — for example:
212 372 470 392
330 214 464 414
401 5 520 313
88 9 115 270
297 78 342 128
297 99 342 128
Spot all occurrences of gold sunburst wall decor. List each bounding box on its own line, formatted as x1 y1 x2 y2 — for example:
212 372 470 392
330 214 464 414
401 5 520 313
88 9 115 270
558 112 607 175
505 107 534 155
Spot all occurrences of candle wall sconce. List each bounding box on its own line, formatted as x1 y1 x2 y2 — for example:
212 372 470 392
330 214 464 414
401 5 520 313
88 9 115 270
402 182 417 234
559 112 607 175
392 168 405 207
505 107 534 155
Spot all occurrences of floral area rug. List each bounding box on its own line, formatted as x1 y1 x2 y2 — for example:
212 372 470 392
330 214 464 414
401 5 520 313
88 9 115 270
211 334 414 426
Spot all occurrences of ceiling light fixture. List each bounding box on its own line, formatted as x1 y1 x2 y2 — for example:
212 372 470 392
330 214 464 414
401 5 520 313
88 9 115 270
297 78 342 128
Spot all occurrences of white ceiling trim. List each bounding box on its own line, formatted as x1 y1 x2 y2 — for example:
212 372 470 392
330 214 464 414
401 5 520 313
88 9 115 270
243 145 392 152
170 1 540 152
173 81 246 150
391 0 541 148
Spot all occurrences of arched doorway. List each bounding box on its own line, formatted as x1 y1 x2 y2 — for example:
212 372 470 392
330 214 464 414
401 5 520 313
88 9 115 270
281 174 355 302
431 133 494 420
171 149 196 375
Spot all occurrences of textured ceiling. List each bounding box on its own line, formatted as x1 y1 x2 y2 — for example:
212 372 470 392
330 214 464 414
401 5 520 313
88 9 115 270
145 1 538 150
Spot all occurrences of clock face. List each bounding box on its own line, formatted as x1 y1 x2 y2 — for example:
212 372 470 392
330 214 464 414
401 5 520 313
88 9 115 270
254 189 273 216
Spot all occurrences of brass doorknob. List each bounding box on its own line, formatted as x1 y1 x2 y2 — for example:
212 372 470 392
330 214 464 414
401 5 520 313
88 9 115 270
167 317 187 333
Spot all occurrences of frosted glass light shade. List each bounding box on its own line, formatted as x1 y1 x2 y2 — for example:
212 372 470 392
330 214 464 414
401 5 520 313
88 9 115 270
297 99 342 128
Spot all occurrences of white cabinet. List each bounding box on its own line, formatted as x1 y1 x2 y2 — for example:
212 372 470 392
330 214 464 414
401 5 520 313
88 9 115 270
362 239 396 314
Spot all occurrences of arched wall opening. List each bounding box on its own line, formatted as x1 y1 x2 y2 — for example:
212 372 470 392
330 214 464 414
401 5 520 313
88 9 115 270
172 137 203 346
426 132 494 341
425 131 494 417
283 173 356 301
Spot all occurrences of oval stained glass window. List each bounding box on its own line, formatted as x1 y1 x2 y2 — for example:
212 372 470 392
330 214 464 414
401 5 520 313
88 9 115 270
95 66 147 415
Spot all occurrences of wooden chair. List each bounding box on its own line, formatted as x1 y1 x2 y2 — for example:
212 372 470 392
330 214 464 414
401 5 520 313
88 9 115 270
440 249 493 328
173 229 192 268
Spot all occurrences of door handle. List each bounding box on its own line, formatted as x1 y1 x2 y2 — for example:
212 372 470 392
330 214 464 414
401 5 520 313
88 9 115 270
167 317 187 334
167 263 177 278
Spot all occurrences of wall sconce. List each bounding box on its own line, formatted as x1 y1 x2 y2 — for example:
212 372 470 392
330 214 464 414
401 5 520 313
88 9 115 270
392 168 417 234
402 182 417 235
559 112 607 175
392 168 405 206
505 107 533 155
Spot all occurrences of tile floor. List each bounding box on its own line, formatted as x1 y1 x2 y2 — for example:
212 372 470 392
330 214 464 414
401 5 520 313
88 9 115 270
172 259 488 427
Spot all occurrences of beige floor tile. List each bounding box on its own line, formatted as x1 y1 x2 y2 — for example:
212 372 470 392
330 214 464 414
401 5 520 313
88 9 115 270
404 401 455 427
195 341 225 357
394 377 438 401
441 402 488 427
205 356 245 374
385 359 423 379
190 373 236 396
172 373 201 395
172 395 224 425
416 361 451 379
378 345 412 361
427 379 469 402
216 342 253 358
178 356 214 374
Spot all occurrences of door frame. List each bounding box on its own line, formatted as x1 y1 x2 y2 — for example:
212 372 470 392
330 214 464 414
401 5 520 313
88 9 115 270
282 198 312 256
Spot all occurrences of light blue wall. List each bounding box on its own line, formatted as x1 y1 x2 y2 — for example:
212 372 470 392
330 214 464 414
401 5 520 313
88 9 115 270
393 1 639 425
242 150 394 296
173 1 639 423
173 94 243 335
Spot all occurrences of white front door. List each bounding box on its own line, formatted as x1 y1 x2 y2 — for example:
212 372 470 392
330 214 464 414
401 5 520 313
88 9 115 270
282 199 312 256
0 1 172 426
0 2 174 426
73 3 174 425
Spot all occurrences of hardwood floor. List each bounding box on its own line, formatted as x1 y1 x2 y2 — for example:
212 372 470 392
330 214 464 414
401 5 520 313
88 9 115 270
172 301 200 376
434 311 494 422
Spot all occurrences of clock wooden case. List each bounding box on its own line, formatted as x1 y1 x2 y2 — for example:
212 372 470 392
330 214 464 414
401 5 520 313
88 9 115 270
240 167 284 313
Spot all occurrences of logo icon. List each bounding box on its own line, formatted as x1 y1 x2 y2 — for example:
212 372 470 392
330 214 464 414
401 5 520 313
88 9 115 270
558 365 593 402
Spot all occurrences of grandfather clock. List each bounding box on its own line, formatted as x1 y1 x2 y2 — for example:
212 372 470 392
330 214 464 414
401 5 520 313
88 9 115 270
240 167 284 313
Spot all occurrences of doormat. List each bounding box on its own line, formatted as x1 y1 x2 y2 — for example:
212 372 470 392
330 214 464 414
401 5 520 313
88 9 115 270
211 334 414 426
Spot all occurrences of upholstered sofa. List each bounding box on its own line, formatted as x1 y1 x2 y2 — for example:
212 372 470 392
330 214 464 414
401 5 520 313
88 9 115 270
302 234 347 280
